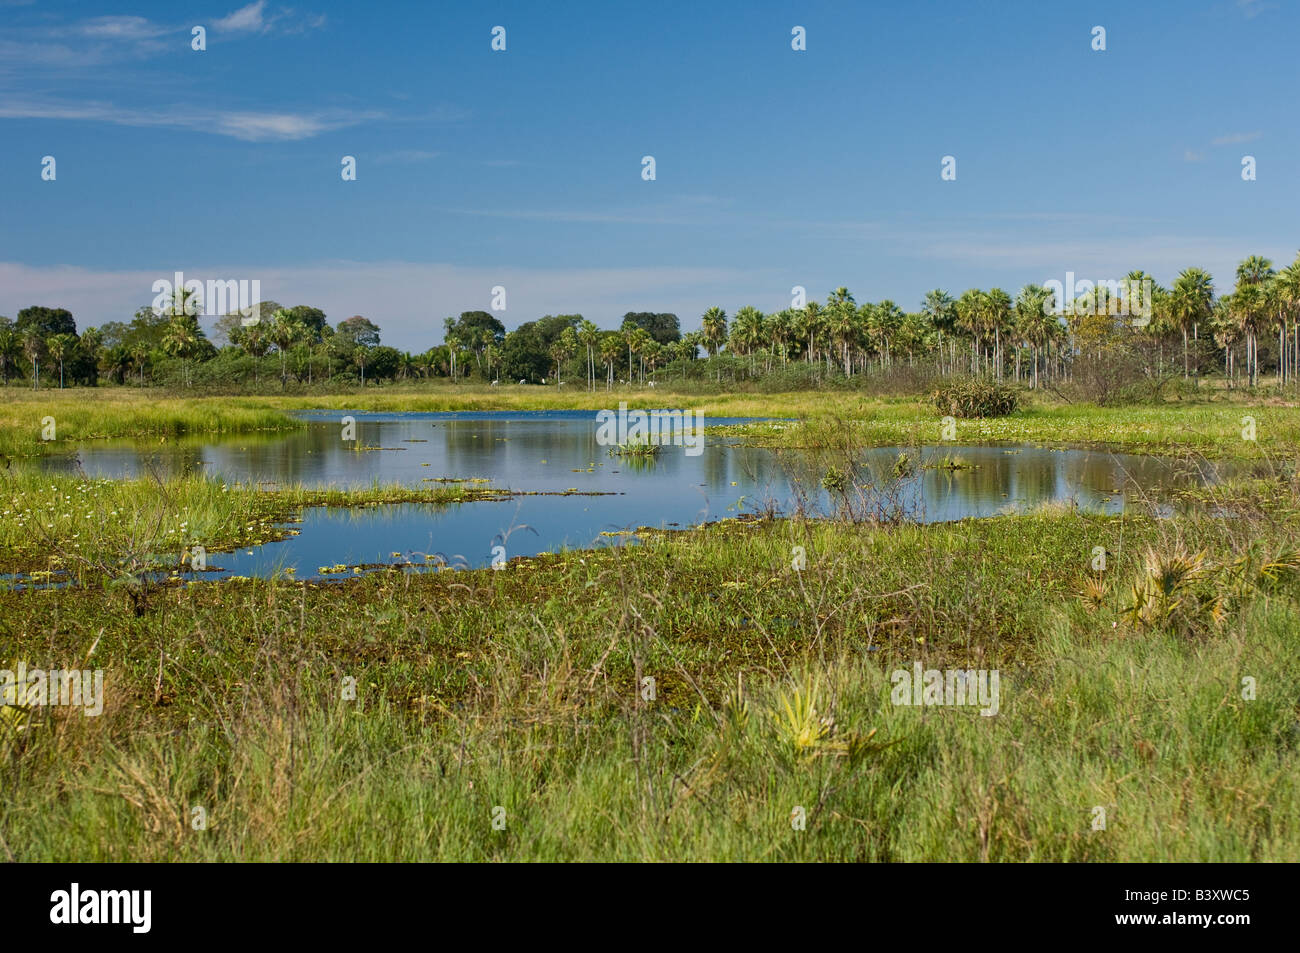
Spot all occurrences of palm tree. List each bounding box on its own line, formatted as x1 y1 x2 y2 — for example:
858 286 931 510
701 307 727 358
1274 257 1300 387
105 344 133 384
730 306 764 372
768 309 794 366
1014 285 1055 389
1233 257 1274 387
701 307 728 382
161 314 201 387
269 309 302 389
921 290 956 373
629 327 651 382
551 326 578 384
130 342 151 386
802 301 825 368
984 289 1012 379
23 328 44 389
78 327 103 385
577 319 599 390
955 289 986 373
0 318 20 386
599 333 622 390
1212 298 1242 386
1169 268 1215 383
873 300 904 370
442 318 459 381
46 333 75 389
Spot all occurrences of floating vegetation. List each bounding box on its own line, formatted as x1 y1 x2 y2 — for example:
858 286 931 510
923 454 978 471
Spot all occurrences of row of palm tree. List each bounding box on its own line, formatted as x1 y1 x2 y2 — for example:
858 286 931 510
670 253 1300 390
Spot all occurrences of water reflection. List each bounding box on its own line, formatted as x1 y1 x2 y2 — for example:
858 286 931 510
29 411 1229 580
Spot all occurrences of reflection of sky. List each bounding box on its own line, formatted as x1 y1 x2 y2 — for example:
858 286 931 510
33 412 1225 580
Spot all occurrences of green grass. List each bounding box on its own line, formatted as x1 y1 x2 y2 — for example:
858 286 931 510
8 384 1300 461
4 385 1299 859
723 400 1300 459
2 480 1299 860
0 470 512 575
0 388 301 459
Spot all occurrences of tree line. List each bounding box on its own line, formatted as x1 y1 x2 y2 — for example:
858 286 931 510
3 253 1298 392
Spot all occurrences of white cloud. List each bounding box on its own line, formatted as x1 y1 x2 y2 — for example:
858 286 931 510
77 16 168 40
214 1 268 32
0 99 384 141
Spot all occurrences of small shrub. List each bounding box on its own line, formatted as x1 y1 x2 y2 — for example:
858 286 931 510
931 377 1022 418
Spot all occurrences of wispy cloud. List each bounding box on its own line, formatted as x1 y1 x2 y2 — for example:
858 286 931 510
1236 0 1276 19
1211 131 1261 146
0 98 383 141
214 2 326 35
77 16 169 40
214 2 268 32
1184 149 1205 162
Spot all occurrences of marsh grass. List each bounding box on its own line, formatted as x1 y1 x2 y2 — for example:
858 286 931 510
4 387 1300 860
0 388 299 459
2 469 1298 859
0 469 511 579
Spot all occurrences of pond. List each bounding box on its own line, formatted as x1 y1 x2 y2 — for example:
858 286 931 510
34 410 1228 580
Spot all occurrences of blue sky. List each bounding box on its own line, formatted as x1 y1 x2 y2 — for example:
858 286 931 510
2 0 1298 349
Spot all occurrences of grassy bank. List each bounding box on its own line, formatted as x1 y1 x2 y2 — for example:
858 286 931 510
723 401 1300 459
8 384 1300 461
0 389 301 459
0 470 514 576
2 477 1298 860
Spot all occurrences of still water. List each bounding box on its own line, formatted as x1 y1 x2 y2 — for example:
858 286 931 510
36 411 1223 580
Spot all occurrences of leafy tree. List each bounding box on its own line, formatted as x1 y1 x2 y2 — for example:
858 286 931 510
335 315 381 349
16 306 75 339
621 312 680 344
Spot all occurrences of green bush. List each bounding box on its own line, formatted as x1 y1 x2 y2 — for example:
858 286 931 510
931 376 1022 418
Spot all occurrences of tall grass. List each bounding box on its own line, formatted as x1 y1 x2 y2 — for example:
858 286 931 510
0 469 509 576
2 479 1298 860
0 388 300 458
